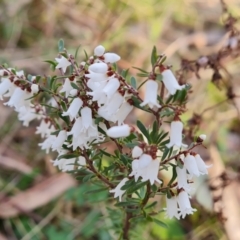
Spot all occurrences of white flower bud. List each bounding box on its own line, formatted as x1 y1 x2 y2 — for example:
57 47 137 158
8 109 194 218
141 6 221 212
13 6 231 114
103 53 121 63
132 146 143 158
199 134 206 141
69 89 78 96
89 62 108 73
94 45 105 56
31 84 39 94
106 124 131 138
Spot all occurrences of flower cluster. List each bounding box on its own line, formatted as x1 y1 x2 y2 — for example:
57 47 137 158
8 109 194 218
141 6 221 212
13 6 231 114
0 44 211 222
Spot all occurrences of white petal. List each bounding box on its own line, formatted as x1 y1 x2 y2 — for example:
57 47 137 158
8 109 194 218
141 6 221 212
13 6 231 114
104 53 121 63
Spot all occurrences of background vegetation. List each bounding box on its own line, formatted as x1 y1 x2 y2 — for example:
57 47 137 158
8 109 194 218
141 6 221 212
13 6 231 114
0 0 240 239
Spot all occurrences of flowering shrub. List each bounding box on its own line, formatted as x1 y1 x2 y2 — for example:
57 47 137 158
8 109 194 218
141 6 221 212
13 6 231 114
0 40 212 238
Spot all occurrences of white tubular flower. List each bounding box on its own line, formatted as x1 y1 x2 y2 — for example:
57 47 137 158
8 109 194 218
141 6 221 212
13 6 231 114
141 159 162 185
59 78 74 97
67 117 83 138
0 78 12 100
106 124 132 138
166 120 184 148
4 88 31 110
62 98 83 121
129 160 142 182
140 79 161 109
103 53 121 63
132 146 143 158
109 178 128 202
165 196 180 219
89 62 108 73
17 106 38 127
176 166 191 192
31 84 39 94
102 78 120 99
139 154 152 168
177 191 196 219
39 135 56 154
55 56 71 73
98 106 117 122
94 45 105 56
194 154 212 175
36 120 51 138
104 92 124 115
51 130 67 151
85 71 108 82
184 153 200 177
161 69 185 95
115 101 133 126
81 106 94 130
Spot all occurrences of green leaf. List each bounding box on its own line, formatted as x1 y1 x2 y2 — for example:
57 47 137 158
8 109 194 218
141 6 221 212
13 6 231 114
132 66 148 73
151 46 158 67
121 69 129 78
130 76 137 89
137 120 150 142
126 181 148 194
152 218 168 229
84 187 108 194
58 39 65 52
161 148 170 161
168 165 177 186
144 201 157 209
70 82 79 89
156 74 163 81
74 44 81 60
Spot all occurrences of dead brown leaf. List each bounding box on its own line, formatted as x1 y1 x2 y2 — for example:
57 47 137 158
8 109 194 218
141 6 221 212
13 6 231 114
0 173 76 218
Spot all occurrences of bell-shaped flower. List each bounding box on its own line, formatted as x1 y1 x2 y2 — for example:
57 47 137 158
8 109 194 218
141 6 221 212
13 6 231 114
94 45 105 56
51 130 67 151
4 88 31 110
17 106 38 127
104 92 124 115
165 196 180 219
129 160 142 182
81 106 95 131
109 178 128 202
140 159 162 185
59 78 74 97
102 78 120 99
140 79 161 109
176 166 191 192
139 154 152 169
103 53 121 63
162 69 185 95
55 56 71 73
115 101 133 125
89 62 108 73
166 120 184 148
62 97 83 121
177 191 196 218
106 124 132 138
132 146 143 158
85 71 108 82
194 154 212 175
67 117 83 138
36 120 51 138
39 135 56 154
184 153 200 177
0 78 13 100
